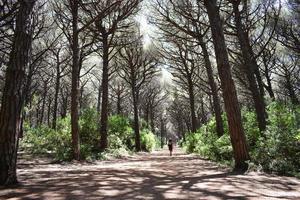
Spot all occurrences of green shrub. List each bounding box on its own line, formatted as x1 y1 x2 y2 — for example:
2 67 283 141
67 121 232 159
242 108 260 148
79 108 99 150
108 115 134 150
183 101 300 175
140 129 157 152
183 117 233 162
21 109 160 161
214 134 232 161
51 116 72 160
253 102 300 174
21 116 72 161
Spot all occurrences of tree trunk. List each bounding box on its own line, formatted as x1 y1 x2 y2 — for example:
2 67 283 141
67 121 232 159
60 92 68 118
150 108 155 134
132 89 141 151
200 97 207 124
185 119 191 133
0 0 35 186
117 92 122 115
79 84 84 110
204 0 250 171
199 39 224 137
52 64 60 129
70 0 80 160
263 63 275 100
232 3 267 132
97 83 101 113
286 77 299 105
47 97 52 126
188 79 197 133
99 36 109 151
40 82 48 124
160 116 164 148
144 105 149 124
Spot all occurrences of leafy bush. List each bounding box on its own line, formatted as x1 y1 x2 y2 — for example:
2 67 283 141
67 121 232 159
21 116 72 161
140 129 158 152
108 115 134 150
242 108 260 148
79 108 99 149
183 101 300 175
253 102 300 174
183 117 232 162
21 109 159 161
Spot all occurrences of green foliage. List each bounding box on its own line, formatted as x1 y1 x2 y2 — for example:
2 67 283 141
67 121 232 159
108 115 134 150
140 129 158 152
21 116 72 161
242 108 260 148
183 101 300 175
21 108 159 161
253 102 300 174
183 117 232 162
79 108 99 149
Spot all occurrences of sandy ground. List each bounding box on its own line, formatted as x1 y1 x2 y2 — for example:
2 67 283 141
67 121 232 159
1 147 300 200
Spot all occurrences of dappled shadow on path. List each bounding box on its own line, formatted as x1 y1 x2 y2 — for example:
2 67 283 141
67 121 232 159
1 148 300 200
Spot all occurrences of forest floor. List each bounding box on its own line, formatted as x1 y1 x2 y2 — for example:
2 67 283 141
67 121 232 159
1 147 300 200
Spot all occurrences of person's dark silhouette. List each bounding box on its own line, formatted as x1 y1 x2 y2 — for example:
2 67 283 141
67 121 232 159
168 139 173 156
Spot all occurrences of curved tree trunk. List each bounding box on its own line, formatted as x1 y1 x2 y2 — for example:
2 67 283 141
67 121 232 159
199 40 224 137
0 0 36 185
264 65 275 100
204 0 250 171
232 3 267 132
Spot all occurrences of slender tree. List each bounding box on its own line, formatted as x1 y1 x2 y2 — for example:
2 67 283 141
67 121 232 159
117 39 159 151
82 0 140 150
159 38 200 133
153 0 224 136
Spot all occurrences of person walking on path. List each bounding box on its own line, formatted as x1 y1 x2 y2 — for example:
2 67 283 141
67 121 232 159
168 139 173 156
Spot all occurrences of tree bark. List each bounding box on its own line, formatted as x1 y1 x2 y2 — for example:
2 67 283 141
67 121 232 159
132 89 141 151
97 83 102 113
188 80 197 133
40 81 48 124
150 108 155 134
204 0 250 171
286 76 299 105
264 65 275 99
0 0 35 185
52 61 61 129
144 105 149 124
99 36 109 151
60 90 68 118
199 39 224 137
70 0 80 160
116 92 122 115
160 116 165 148
47 97 52 126
232 2 267 132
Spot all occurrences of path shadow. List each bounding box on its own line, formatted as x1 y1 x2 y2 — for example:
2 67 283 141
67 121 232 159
1 149 300 200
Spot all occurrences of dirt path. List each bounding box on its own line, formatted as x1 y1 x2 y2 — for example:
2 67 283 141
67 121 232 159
1 148 300 200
